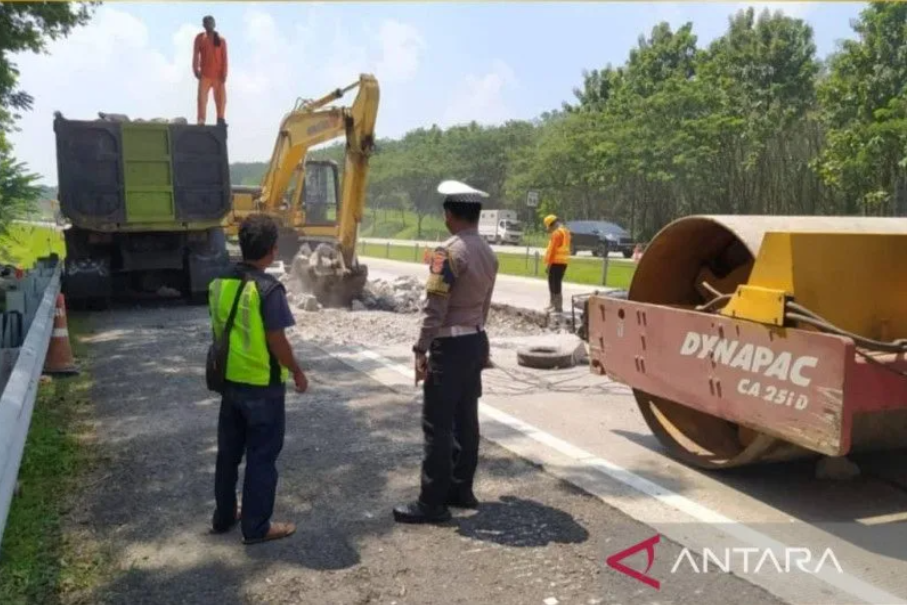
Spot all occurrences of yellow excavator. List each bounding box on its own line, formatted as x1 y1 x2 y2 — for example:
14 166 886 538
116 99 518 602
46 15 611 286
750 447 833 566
224 74 379 306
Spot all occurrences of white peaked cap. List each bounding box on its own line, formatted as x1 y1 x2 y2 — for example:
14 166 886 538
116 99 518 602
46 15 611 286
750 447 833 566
437 180 489 198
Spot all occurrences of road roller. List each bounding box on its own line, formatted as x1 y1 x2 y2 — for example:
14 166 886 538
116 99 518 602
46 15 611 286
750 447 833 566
585 215 907 469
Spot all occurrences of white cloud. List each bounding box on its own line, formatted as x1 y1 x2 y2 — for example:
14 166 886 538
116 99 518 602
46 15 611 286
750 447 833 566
8 6 426 183
374 20 425 83
441 60 518 128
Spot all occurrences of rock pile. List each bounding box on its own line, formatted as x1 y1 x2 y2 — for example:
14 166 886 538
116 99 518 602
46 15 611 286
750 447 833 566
281 268 423 314
355 276 424 313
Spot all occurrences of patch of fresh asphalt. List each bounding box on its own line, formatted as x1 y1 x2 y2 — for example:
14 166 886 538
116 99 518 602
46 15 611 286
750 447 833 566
70 302 785 605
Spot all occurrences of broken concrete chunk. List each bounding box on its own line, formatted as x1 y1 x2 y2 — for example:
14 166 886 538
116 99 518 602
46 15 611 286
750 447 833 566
296 295 321 312
351 300 368 312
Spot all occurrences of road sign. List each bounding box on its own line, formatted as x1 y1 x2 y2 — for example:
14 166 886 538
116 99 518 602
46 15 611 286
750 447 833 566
527 190 539 208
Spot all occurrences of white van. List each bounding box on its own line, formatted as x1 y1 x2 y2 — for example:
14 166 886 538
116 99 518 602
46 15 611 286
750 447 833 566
479 209 523 245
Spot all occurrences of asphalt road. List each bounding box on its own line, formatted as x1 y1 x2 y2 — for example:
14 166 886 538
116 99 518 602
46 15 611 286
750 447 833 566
67 302 787 605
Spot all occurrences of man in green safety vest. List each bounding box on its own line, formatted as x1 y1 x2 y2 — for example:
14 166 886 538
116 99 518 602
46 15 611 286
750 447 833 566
208 214 308 545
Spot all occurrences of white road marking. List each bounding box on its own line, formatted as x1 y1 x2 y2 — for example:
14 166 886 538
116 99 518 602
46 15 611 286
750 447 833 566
325 344 907 605
856 511 907 526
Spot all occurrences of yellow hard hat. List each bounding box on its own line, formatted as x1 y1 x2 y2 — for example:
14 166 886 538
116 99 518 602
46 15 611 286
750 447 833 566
543 214 558 228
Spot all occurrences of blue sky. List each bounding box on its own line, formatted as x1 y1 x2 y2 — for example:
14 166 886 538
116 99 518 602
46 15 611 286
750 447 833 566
9 2 866 184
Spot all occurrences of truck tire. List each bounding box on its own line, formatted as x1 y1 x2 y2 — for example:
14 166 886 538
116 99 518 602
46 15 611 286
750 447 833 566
516 346 575 370
622 249 633 259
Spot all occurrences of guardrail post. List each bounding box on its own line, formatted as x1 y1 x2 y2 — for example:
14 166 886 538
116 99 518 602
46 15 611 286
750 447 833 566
533 251 540 276
601 255 610 286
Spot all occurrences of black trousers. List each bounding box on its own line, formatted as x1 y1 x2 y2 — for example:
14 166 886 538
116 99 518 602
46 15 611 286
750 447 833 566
419 331 490 506
548 263 567 295
213 388 286 540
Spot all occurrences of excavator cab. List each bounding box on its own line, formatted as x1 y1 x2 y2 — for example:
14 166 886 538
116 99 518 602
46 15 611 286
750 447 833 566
301 161 338 226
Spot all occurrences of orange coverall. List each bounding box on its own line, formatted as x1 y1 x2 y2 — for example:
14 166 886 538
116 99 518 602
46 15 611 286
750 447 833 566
193 32 228 124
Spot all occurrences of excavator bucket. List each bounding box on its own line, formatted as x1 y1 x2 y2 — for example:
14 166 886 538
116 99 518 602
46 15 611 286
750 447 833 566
291 243 368 308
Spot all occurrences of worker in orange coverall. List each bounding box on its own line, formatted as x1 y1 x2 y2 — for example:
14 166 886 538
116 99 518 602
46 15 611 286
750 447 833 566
193 15 228 126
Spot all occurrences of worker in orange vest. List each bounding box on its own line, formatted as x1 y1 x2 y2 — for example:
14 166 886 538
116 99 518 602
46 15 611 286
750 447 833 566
543 214 571 312
193 15 228 126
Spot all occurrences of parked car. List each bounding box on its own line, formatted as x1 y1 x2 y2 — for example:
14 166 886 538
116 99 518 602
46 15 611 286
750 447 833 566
565 220 635 258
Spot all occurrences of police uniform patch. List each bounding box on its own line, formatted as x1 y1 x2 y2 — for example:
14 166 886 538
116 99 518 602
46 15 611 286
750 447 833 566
426 247 456 296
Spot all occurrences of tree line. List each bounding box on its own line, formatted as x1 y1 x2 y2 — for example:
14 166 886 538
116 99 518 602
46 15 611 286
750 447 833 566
236 3 907 241
0 3 94 233
0 3 905 243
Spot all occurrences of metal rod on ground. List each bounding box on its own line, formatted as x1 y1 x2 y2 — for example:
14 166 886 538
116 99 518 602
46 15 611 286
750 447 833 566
534 251 540 276
601 254 610 286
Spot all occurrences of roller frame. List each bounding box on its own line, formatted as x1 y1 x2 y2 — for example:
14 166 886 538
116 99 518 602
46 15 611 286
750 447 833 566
589 298 907 462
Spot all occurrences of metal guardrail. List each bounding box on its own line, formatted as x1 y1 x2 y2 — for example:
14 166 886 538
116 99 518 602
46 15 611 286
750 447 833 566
0 256 62 553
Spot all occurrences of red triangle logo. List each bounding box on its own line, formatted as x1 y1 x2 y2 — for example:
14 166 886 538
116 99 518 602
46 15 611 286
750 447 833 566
606 534 661 589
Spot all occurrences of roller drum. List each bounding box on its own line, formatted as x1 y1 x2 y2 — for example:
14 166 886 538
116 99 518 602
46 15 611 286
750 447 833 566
628 215 907 468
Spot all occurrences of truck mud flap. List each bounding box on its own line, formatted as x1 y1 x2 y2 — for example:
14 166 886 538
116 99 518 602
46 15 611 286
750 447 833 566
186 250 230 299
63 258 112 304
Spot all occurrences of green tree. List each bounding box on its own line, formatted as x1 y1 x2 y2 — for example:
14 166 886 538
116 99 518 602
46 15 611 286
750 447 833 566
816 2 907 215
0 143 40 235
0 2 96 229
0 2 96 130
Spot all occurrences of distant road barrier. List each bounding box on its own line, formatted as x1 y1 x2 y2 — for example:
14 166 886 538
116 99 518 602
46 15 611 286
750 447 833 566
0 255 62 553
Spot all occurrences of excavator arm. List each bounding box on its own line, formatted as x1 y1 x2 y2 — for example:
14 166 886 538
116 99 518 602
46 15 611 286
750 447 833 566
227 74 379 306
258 75 378 253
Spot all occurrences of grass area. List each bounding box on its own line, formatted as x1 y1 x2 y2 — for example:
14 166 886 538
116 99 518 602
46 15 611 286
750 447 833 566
0 316 111 605
359 242 636 289
0 225 65 267
360 210 549 246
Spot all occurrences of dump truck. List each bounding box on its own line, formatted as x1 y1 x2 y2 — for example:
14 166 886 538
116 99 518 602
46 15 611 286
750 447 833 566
53 113 232 308
582 216 907 469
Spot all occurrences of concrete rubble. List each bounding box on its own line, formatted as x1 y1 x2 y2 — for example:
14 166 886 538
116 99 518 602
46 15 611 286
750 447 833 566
281 268 425 314
355 276 424 313
279 263 563 347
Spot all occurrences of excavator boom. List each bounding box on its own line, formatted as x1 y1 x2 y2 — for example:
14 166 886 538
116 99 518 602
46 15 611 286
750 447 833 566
224 74 379 306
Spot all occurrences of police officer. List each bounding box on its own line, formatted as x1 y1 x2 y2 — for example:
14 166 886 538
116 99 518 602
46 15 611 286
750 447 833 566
393 180 499 524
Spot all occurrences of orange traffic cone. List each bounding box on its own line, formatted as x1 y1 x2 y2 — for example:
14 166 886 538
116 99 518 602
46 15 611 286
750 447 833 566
632 244 643 262
43 293 78 376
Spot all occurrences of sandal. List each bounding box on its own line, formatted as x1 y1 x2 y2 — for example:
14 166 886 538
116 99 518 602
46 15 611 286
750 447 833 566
243 521 296 545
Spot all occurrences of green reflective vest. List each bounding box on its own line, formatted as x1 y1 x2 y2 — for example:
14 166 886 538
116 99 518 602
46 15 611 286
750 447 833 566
208 271 289 387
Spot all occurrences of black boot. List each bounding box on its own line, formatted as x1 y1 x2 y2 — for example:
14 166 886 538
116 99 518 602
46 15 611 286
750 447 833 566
446 490 479 509
393 500 452 524
217 118 227 127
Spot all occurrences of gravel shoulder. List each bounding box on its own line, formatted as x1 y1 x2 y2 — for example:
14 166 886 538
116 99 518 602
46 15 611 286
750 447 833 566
69 294 786 605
